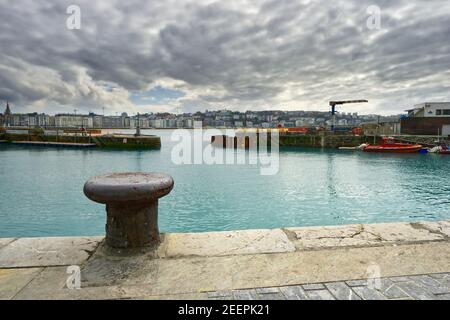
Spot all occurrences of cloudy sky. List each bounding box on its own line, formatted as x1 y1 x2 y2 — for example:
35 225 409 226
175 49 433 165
0 0 449 115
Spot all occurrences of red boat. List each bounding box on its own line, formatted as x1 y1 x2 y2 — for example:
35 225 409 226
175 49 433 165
363 137 422 153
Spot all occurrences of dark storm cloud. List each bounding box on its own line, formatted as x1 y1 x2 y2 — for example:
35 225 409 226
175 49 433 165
0 0 449 114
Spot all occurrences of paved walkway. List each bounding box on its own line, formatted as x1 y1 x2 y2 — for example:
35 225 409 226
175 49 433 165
207 273 450 300
1 220 449 300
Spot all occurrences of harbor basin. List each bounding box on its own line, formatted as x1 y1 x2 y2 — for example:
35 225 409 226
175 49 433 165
0 129 449 238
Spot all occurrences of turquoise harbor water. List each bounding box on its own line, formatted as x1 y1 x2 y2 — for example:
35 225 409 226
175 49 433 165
1 129 450 237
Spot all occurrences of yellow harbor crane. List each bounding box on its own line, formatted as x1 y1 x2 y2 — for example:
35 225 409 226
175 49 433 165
329 100 368 131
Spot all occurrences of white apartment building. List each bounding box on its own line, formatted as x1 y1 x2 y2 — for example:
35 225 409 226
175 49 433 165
407 102 450 117
55 114 93 128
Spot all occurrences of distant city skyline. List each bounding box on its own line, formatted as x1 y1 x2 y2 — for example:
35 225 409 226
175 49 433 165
1 1 449 116
1 100 403 117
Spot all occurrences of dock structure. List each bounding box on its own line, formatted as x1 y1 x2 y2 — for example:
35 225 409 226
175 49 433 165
211 132 367 149
0 220 449 300
11 141 97 148
1 132 161 149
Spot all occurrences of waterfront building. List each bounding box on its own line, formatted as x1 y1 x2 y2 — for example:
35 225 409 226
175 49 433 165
402 102 450 135
26 113 52 127
130 116 149 128
55 114 94 128
89 113 103 128
407 102 450 117
149 118 167 128
102 116 125 128
295 118 315 127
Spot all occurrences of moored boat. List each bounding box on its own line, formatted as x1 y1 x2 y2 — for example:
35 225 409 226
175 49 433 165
429 142 450 154
437 143 450 154
362 137 422 153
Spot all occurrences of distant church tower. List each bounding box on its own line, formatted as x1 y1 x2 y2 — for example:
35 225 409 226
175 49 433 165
4 101 11 126
5 101 11 115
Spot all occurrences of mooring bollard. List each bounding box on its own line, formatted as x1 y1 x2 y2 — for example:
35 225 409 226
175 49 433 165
83 172 174 249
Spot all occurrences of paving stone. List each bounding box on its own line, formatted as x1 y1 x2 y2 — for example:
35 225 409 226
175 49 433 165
287 225 381 249
279 285 309 300
256 287 279 294
389 276 410 282
302 283 325 290
306 289 336 300
395 281 436 300
209 296 233 300
436 293 450 300
352 287 387 300
429 273 450 280
435 277 450 289
409 275 450 295
207 290 233 298
232 289 259 300
0 237 103 268
325 282 361 300
0 268 43 300
378 279 410 299
257 293 285 300
345 279 368 287
164 229 296 257
428 273 450 288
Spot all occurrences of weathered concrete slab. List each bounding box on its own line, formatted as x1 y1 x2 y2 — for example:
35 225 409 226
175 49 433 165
418 220 450 237
364 222 444 242
0 238 16 249
163 229 296 257
286 222 444 249
0 268 42 299
4 241 450 299
0 237 103 268
116 241 450 297
286 224 381 249
80 246 160 287
12 267 68 300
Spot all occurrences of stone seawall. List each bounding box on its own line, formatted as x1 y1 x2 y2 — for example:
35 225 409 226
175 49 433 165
280 134 367 148
2 133 161 149
212 133 370 149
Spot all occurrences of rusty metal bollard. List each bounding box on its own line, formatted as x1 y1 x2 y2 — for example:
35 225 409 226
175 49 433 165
83 172 174 249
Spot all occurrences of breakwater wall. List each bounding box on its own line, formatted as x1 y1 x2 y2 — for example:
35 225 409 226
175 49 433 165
1 133 161 149
212 133 371 149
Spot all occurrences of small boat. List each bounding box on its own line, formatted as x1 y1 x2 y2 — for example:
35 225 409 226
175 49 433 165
437 143 450 154
362 137 422 153
339 143 369 151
